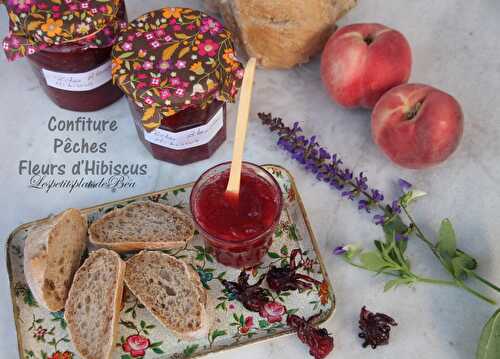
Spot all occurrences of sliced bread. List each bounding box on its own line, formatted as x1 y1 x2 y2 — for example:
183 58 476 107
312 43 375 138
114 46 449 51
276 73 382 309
124 251 209 340
65 249 125 359
89 201 195 252
23 208 87 312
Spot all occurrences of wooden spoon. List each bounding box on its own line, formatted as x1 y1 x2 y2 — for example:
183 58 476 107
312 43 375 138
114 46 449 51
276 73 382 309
225 57 257 201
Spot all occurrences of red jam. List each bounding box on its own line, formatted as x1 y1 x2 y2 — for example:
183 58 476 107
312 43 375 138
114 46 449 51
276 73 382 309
28 44 124 111
112 8 242 165
26 3 127 111
129 100 227 165
191 162 283 268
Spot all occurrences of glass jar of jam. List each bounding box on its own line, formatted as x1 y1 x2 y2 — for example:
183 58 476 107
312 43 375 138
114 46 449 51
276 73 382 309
112 7 243 165
2 0 127 111
190 162 283 268
128 99 227 165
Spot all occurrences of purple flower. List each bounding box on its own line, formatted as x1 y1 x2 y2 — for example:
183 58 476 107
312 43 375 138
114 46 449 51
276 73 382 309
258 113 386 219
391 200 401 214
333 246 348 255
355 172 369 191
342 190 356 201
398 179 412 192
157 60 171 73
358 200 371 213
319 148 331 160
373 214 385 226
395 233 409 242
371 189 384 203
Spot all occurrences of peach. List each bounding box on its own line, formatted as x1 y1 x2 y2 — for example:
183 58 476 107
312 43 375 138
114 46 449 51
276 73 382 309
371 83 464 169
321 23 412 108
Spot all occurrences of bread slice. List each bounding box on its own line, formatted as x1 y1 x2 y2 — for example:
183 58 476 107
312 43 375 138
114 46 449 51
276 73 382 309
23 208 87 312
124 251 209 340
89 201 195 253
65 249 125 359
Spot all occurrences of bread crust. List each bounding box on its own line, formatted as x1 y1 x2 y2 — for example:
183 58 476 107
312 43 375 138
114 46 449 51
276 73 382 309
207 0 357 68
23 208 87 312
89 202 194 253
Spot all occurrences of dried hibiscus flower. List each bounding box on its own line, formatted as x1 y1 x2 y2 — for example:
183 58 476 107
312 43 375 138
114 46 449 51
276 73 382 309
287 314 334 359
358 306 397 349
266 248 321 293
220 271 271 312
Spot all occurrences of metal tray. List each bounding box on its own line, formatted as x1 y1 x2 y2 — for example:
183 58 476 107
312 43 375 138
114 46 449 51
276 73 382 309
6 165 335 359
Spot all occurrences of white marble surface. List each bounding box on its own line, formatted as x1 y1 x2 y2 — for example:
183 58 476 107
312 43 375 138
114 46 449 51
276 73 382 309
1 0 500 358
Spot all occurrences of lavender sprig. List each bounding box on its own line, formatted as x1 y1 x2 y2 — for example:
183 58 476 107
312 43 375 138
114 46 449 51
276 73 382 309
259 112 500 305
259 113 386 217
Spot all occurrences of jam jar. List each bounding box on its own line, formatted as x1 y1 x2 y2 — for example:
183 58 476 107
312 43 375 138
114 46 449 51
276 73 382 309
190 162 283 268
112 7 243 165
129 99 227 165
2 0 126 111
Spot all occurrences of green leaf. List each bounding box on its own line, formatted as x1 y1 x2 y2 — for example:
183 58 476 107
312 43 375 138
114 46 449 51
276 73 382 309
280 246 289 256
119 51 134 59
383 215 408 253
383 277 413 292
288 224 300 241
268 252 280 259
360 252 387 272
384 279 400 292
452 252 478 278
437 219 457 258
477 309 500 359
183 344 199 357
401 190 427 206
152 347 164 354
210 329 226 342
258 320 269 329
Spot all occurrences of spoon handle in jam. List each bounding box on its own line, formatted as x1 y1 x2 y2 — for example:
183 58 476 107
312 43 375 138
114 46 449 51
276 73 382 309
226 57 257 197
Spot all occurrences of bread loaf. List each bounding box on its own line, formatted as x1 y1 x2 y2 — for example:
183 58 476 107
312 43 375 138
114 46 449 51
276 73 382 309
205 0 357 69
124 251 209 340
65 249 125 359
89 201 195 252
23 208 87 312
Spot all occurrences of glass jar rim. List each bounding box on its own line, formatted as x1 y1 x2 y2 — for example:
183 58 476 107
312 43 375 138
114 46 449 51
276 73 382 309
190 161 283 246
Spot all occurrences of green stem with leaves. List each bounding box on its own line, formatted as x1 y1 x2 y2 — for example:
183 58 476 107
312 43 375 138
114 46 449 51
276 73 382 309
400 204 498 305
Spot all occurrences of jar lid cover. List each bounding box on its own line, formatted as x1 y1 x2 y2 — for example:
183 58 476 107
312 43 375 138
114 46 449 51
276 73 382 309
2 0 123 61
112 7 243 131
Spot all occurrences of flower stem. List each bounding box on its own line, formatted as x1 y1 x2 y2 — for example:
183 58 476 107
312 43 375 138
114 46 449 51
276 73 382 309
415 276 457 286
456 281 497 305
401 205 498 305
470 271 500 293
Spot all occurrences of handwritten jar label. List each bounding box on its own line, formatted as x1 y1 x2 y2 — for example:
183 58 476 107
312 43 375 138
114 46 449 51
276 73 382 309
42 60 112 91
143 107 224 150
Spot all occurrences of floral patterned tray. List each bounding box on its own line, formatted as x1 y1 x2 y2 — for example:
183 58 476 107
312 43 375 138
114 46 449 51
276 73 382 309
6 165 335 359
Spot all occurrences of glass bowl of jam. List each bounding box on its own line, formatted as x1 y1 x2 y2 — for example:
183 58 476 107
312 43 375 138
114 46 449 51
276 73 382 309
2 0 126 111
190 162 283 268
112 7 243 165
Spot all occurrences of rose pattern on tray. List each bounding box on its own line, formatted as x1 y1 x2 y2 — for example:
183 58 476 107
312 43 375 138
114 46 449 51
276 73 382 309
8 166 334 358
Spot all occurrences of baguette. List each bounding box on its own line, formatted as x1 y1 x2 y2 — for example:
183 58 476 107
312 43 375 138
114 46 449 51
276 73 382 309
89 201 195 252
65 249 125 359
124 251 209 340
23 208 87 312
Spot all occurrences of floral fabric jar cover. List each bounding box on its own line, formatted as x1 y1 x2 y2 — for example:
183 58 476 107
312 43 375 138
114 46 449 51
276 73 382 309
112 7 244 131
2 0 126 61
